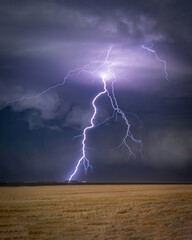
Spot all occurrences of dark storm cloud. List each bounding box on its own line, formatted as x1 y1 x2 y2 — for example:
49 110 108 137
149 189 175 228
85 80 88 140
0 0 192 181
0 0 191 101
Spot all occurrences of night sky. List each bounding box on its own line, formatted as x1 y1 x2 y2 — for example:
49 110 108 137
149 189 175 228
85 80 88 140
0 0 192 182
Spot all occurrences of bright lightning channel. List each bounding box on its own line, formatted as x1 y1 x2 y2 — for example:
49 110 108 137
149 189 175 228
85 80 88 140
68 47 142 182
68 76 108 181
141 44 169 81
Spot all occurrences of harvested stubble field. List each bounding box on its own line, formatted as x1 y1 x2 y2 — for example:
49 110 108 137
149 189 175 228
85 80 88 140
0 185 192 240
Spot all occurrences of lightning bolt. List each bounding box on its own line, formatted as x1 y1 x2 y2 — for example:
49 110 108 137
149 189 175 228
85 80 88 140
2 45 163 182
141 43 169 81
68 76 108 181
68 47 142 181
3 60 103 108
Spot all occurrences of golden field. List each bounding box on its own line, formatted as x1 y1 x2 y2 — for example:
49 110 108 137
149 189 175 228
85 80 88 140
0 184 192 240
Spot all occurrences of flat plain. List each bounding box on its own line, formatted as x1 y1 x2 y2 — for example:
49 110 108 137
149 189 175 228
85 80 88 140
0 184 192 240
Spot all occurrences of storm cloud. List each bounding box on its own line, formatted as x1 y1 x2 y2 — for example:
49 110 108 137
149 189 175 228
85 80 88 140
0 0 192 181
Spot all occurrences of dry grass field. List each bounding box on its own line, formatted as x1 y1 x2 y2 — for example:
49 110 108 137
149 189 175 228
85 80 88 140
0 184 192 240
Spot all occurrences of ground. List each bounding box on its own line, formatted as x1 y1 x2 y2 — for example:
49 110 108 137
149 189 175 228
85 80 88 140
0 184 192 240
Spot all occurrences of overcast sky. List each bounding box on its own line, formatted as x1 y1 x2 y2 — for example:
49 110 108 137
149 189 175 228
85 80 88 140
0 0 192 182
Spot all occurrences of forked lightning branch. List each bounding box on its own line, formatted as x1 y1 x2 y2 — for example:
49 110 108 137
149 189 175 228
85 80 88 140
2 45 168 182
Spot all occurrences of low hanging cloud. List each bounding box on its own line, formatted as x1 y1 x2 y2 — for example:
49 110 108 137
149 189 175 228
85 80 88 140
12 94 60 120
10 93 70 130
144 128 192 167
63 105 91 130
